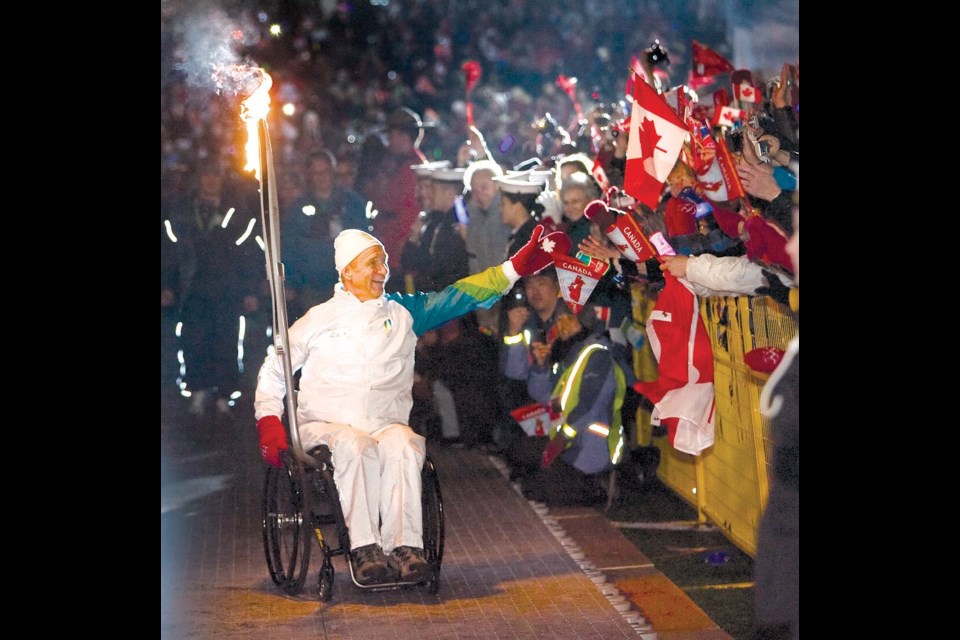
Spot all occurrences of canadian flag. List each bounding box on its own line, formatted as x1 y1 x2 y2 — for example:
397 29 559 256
711 105 744 128
552 253 609 315
733 81 758 103
591 156 611 193
510 402 563 437
624 77 689 210
633 273 715 455
691 41 734 79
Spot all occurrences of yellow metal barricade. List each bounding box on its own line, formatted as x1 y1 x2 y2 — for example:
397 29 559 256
638 291 797 556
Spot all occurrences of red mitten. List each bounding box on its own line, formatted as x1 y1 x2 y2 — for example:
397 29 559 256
541 434 568 469
744 346 785 373
256 415 289 468
508 224 572 276
583 199 618 231
742 216 792 272
710 205 746 239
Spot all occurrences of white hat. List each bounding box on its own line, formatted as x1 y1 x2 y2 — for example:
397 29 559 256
410 160 451 177
463 159 504 190
493 174 544 195
432 167 467 183
334 229 386 273
526 169 555 185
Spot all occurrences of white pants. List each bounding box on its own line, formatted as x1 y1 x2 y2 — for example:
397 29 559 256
300 421 425 553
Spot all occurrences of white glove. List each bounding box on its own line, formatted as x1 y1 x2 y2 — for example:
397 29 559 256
536 189 563 225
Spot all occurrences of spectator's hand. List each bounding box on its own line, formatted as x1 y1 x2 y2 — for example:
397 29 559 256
740 129 762 165
161 288 174 308
737 163 781 202
536 189 563 225
506 306 530 336
243 295 259 313
256 415 289 468
531 341 551 367
697 144 716 165
508 224 571 277
755 269 792 307
772 63 796 110
578 235 619 261
659 255 690 279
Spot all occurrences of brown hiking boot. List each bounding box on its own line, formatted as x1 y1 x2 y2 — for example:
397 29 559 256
352 543 390 585
388 545 430 581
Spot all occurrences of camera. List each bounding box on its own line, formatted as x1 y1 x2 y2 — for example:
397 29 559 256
754 139 772 160
645 39 670 66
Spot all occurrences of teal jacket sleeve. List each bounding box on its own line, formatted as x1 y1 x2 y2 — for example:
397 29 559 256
387 264 514 336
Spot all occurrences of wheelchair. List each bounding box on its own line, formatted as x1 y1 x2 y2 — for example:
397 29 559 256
262 444 445 601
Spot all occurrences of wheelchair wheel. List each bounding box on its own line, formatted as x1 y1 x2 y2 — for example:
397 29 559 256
262 454 313 595
317 555 335 602
421 454 444 594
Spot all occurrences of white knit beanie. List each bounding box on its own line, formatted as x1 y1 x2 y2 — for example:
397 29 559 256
334 229 386 273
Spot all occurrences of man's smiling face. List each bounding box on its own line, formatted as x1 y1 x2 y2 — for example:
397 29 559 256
342 246 389 302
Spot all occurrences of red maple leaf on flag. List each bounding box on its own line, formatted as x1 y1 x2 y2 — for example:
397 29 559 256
638 116 665 160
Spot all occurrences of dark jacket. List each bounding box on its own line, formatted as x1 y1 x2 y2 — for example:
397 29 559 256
402 207 469 291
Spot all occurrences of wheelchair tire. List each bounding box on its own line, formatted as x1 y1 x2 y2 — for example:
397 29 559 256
421 455 445 576
262 454 313 595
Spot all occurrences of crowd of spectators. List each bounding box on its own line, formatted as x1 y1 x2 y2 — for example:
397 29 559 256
161 0 732 200
162 4 797 636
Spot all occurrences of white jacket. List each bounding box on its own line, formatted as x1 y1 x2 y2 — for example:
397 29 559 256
683 254 793 298
255 265 515 432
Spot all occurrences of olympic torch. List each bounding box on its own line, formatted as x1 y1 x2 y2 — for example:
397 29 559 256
239 69 311 464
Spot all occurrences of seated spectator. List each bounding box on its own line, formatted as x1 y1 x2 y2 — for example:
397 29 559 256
499 267 572 476
525 308 628 506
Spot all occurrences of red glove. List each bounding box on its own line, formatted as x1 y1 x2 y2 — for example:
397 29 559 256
509 224 572 277
742 216 792 272
541 434 568 469
256 415 288 468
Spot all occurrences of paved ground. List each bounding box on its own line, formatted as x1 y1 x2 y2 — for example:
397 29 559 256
161 389 733 640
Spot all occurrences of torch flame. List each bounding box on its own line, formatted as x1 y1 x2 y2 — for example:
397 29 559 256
238 68 273 180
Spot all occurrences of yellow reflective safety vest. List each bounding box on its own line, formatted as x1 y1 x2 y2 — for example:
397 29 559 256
549 341 626 475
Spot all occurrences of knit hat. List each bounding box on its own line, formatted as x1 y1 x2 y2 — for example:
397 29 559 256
334 229 386 273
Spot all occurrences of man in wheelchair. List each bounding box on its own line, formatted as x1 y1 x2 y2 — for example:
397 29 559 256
254 225 570 585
